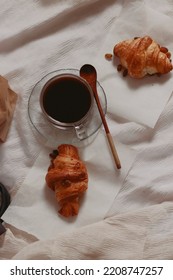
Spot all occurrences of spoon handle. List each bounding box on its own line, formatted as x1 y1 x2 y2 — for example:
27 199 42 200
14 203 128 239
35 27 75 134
106 133 121 169
94 89 110 134
80 64 121 170
93 85 121 169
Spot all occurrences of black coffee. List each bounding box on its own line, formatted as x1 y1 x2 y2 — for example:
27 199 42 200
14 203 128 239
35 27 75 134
42 76 92 123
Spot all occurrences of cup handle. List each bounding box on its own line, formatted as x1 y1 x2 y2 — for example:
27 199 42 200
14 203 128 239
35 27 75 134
74 124 87 140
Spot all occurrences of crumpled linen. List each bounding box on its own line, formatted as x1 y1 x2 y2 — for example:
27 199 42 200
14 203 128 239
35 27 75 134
1 0 173 260
0 76 17 142
10 202 173 260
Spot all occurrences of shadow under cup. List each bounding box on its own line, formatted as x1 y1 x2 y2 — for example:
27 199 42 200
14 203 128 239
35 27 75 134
40 74 94 140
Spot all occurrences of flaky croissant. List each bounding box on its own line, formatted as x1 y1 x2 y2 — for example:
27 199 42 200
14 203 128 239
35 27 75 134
113 36 172 78
45 144 88 217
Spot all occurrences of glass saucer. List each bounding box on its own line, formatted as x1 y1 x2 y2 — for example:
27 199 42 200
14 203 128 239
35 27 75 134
28 69 107 148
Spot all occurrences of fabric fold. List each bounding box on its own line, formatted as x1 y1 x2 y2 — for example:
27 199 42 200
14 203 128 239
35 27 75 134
11 203 173 260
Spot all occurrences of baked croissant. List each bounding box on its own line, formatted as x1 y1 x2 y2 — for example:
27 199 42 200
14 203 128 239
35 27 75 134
45 144 88 217
113 36 172 78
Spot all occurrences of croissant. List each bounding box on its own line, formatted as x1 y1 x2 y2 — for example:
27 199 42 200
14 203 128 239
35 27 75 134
113 36 172 78
45 144 88 217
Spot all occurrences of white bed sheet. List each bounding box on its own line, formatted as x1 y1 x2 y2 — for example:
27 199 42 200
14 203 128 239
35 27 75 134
1 0 173 260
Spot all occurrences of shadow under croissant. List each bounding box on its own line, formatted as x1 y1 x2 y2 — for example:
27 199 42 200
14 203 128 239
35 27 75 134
112 55 173 89
44 182 87 222
125 71 172 90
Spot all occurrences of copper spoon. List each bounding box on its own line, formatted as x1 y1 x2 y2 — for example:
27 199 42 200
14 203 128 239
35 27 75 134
80 64 121 169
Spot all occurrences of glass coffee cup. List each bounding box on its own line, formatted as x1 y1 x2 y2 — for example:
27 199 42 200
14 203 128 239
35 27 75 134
28 69 107 147
40 73 94 140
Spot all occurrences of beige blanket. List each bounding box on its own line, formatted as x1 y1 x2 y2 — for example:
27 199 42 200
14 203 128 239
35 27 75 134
0 76 17 142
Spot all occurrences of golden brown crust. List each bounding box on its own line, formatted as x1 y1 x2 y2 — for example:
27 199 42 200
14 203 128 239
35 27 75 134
113 36 172 78
46 144 88 217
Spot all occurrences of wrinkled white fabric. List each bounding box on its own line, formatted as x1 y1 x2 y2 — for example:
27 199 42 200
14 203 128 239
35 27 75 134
1 0 173 260
12 203 173 260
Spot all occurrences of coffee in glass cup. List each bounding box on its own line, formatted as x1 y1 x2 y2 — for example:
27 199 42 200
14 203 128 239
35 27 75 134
40 73 94 140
